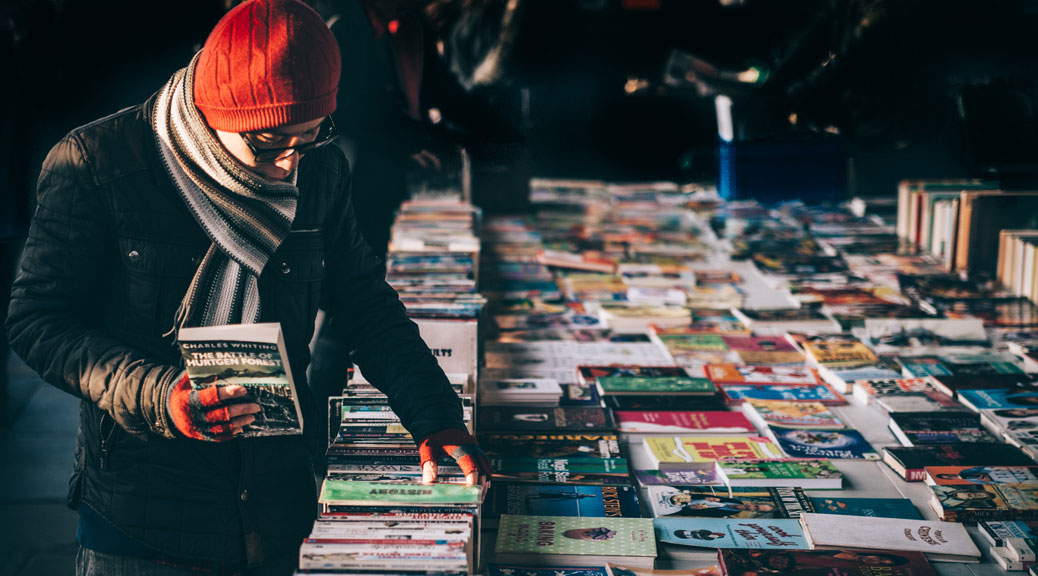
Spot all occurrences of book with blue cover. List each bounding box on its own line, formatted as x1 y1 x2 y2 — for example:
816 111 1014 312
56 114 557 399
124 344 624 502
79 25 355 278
719 384 844 405
768 425 879 460
654 518 809 550
809 497 922 519
489 566 607 576
486 483 642 524
960 388 1038 411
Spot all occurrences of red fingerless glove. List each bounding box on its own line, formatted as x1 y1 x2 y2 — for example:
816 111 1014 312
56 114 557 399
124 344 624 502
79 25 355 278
168 373 235 442
418 428 493 479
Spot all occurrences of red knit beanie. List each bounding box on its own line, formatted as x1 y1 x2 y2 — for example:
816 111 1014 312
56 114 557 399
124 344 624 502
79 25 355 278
194 0 341 132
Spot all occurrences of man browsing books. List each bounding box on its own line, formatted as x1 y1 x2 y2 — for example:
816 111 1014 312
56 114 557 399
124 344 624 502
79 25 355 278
5 1 488 574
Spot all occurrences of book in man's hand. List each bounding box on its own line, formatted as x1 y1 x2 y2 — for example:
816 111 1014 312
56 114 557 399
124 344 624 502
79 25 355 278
178 322 302 437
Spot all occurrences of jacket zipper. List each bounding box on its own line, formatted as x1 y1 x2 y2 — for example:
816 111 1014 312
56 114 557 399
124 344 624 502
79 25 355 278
98 413 116 471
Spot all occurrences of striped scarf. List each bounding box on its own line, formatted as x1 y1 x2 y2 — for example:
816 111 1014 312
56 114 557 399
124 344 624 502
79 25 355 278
152 53 298 337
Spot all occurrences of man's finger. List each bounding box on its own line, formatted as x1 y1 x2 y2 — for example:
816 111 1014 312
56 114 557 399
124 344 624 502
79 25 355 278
465 471 477 487
422 460 437 484
226 402 261 419
217 385 248 402
229 414 256 432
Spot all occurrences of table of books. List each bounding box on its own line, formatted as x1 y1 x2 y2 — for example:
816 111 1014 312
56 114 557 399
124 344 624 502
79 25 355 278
299 179 1038 576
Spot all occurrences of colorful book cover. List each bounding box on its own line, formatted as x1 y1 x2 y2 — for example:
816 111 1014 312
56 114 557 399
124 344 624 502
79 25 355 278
743 400 842 428
717 460 843 485
717 337 804 365
596 376 715 395
706 364 822 385
560 383 603 407
634 468 720 486
494 515 656 557
960 388 1038 410
718 548 935 576
802 339 878 367
720 383 844 406
579 365 690 385
654 518 809 549
318 480 482 506
809 497 922 520
644 436 784 467
926 466 1038 485
768 425 879 460
882 443 1035 481
487 483 641 519
615 411 754 435
932 484 1038 522
646 486 813 519
980 520 1038 547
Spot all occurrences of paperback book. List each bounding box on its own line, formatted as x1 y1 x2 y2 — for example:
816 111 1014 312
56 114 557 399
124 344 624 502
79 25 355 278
485 483 641 525
888 411 996 446
645 486 814 519
930 483 1038 523
705 364 822 385
654 517 809 550
798 513 980 562
494 515 657 568
767 425 879 460
715 459 843 489
925 465 1038 486
980 520 1038 547
596 376 715 397
741 400 843 429
643 436 784 469
614 411 755 438
882 443 1036 482
719 383 845 406
178 323 302 437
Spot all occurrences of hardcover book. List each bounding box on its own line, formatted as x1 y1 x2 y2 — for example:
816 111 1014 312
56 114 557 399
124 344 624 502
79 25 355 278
809 497 922 519
645 486 813 519
716 459 843 489
643 436 784 469
178 323 301 437
654 517 809 550
798 513 980 562
767 425 879 460
882 443 1036 482
494 515 657 567
718 548 936 576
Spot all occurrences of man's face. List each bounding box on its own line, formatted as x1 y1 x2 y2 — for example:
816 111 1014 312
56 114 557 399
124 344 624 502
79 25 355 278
215 118 325 181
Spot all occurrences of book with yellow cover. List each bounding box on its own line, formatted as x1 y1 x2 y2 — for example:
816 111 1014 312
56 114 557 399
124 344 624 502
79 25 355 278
644 436 784 469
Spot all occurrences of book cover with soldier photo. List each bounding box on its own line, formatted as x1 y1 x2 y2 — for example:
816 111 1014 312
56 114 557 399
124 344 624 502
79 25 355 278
178 322 302 437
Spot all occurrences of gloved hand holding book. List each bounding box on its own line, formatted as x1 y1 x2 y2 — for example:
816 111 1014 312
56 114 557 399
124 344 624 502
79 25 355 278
167 373 262 441
419 428 492 487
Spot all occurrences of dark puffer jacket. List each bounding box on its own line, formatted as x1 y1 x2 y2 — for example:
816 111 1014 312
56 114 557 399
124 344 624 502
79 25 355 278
5 94 464 569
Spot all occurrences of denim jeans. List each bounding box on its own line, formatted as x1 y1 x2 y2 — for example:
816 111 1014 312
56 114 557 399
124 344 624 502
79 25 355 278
75 547 221 576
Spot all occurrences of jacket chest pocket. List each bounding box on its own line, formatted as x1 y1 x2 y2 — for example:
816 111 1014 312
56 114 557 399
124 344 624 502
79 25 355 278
118 236 206 338
264 231 325 347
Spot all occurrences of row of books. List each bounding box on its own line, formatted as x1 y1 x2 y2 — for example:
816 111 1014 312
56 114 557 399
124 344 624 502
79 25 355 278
296 194 488 575
477 178 1038 574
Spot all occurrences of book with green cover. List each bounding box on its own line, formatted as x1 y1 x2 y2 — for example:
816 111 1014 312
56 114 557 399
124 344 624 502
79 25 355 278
495 515 657 567
715 460 843 489
319 480 482 507
596 376 716 396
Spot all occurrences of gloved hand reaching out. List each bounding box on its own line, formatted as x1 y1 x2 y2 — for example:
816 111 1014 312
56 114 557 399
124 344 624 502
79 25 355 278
418 428 492 487
167 373 261 441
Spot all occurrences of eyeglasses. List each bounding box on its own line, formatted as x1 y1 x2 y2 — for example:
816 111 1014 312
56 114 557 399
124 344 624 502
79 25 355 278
240 117 339 163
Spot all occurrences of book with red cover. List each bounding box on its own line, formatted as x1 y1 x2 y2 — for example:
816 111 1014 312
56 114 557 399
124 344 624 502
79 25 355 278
614 411 755 436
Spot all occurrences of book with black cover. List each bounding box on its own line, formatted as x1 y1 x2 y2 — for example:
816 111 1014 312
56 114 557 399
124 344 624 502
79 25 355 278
888 411 996 446
882 443 1035 482
718 548 936 576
